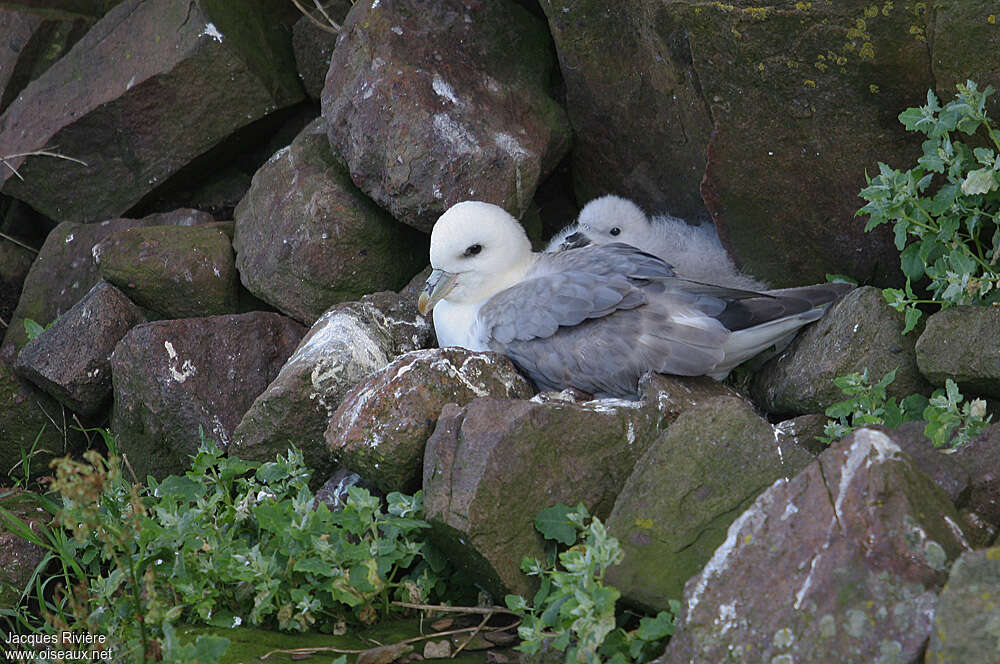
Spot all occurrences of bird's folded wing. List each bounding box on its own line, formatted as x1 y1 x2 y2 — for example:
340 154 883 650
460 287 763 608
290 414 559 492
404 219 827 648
479 271 648 344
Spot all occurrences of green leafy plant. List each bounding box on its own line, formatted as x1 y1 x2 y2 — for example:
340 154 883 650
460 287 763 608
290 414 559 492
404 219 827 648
820 368 990 448
2 430 452 663
505 504 677 664
857 80 1000 334
23 317 55 341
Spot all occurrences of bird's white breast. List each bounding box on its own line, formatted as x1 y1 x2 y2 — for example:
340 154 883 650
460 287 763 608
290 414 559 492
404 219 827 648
433 301 489 351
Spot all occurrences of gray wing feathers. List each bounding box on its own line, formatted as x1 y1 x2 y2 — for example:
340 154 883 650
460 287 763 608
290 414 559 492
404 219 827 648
482 272 647 344
477 244 852 397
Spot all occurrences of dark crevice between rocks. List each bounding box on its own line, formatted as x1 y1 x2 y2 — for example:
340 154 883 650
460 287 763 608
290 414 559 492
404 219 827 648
127 101 320 220
816 455 844 533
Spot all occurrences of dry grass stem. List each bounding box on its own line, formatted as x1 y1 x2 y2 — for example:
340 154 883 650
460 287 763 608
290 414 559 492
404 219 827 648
1 149 88 181
0 231 39 254
290 0 340 33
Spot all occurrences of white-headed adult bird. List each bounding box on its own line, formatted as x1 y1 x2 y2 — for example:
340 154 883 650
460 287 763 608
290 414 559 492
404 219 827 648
419 201 849 399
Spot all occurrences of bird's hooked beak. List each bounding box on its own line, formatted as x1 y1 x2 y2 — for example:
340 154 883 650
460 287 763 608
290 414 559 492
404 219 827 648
417 268 459 315
559 231 591 251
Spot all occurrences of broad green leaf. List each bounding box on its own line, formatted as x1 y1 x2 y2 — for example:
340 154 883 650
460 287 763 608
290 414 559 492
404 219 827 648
637 611 676 640
903 306 922 335
900 243 925 279
23 318 45 340
534 504 580 546
153 475 205 503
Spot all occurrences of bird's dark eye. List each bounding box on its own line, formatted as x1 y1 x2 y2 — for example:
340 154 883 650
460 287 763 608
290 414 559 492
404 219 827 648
609 227 621 237
464 243 483 257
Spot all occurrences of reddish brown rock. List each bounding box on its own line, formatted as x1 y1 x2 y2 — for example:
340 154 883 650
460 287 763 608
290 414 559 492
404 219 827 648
327 348 534 493
321 0 570 231
15 281 145 415
537 0 712 221
422 374 741 596
752 286 929 416
97 224 239 319
659 428 970 664
0 0 304 222
605 396 815 612
231 291 433 479
234 118 428 324
110 312 306 480
1 209 214 353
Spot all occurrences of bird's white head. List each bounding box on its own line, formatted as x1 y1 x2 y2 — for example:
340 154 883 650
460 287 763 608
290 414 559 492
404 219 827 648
418 201 535 314
576 195 652 247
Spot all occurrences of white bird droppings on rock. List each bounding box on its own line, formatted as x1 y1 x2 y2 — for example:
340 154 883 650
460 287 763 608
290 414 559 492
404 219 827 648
432 74 459 104
201 22 223 43
164 340 197 383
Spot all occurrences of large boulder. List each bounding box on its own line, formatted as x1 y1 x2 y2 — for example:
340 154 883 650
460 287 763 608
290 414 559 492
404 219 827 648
534 3 1000 286
327 348 534 493
231 291 433 478
97 224 239 319
952 423 1000 535
110 312 306 480
0 9 90 113
0 1 122 20
915 305 1000 399
321 0 571 231
925 546 1000 663
536 0 712 221
14 281 145 415
605 396 815 612
234 118 428 324
658 428 970 664
0 0 304 222
752 286 929 416
422 375 741 597
1 209 213 353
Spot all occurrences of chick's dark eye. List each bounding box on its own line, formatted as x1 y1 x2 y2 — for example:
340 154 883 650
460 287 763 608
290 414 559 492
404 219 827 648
464 243 483 257
609 227 621 237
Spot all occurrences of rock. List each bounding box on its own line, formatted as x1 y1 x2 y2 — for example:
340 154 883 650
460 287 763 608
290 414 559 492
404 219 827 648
14 281 145 415
658 429 971 664
234 118 428 324
327 348 534 493
774 413 829 456
314 468 381 512
930 2 1000 106
915 305 1000 399
0 9 90 114
96 224 239 319
0 358 84 479
752 286 929 416
231 291 433 479
869 422 970 506
952 423 1000 533
0 488 49 611
605 396 815 612
1 209 214 353
536 0 712 221
0 0 304 222
925 546 1000 664
291 1 351 100
0 237 35 331
422 374 740 597
321 0 571 231
688 2 933 286
110 312 306 480
3 1 122 20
